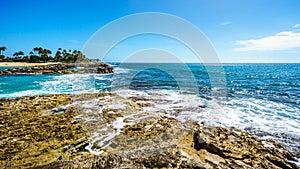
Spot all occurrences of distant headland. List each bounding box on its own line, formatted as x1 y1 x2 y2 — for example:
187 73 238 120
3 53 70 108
0 46 93 64
0 46 114 75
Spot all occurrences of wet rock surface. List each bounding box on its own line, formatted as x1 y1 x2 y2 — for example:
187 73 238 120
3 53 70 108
0 62 113 75
0 93 298 168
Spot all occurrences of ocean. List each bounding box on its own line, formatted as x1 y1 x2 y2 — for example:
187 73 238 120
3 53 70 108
0 63 299 161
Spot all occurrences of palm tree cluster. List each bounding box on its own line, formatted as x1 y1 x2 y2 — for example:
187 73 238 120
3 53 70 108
54 48 87 63
0 46 88 63
0 46 6 60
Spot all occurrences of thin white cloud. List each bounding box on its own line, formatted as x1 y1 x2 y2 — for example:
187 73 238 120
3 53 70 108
219 21 232 26
236 31 300 51
293 24 300 28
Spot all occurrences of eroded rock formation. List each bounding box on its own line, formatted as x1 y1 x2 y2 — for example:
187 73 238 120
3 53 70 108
0 93 298 169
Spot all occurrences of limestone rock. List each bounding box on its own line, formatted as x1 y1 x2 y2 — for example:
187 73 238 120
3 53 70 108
1 93 298 169
34 124 299 169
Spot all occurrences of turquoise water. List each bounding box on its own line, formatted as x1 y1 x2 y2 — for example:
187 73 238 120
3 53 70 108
0 63 299 159
0 66 24 70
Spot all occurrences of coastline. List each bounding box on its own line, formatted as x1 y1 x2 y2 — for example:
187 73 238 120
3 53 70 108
0 63 299 168
0 93 298 168
0 62 60 67
0 62 113 75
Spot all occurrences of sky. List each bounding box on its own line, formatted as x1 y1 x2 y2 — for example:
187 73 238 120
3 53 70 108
1 0 300 63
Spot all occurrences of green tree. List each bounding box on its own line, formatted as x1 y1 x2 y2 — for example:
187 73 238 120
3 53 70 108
33 47 40 56
13 51 24 58
54 51 62 62
41 49 51 62
23 55 29 61
0 46 6 61
37 47 43 57
75 51 87 62
13 51 24 61
19 51 24 56
29 55 39 63
0 46 6 55
62 49 67 62
65 53 73 63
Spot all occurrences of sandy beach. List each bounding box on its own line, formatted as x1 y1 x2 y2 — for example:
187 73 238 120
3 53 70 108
0 62 60 67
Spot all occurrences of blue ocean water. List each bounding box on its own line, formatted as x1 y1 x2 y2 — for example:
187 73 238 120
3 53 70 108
0 63 299 160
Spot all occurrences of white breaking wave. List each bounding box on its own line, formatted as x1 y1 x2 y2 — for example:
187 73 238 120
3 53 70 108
219 98 300 137
113 67 132 74
0 89 59 98
42 74 109 94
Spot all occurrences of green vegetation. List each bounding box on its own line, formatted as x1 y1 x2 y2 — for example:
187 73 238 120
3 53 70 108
0 46 88 63
0 46 7 61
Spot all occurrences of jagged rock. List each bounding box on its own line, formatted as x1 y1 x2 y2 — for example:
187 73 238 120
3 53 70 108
60 70 73 74
102 108 123 123
1 93 298 169
0 62 113 75
42 70 54 74
192 126 298 169
0 94 92 168
33 124 299 169
2 70 12 74
33 122 299 169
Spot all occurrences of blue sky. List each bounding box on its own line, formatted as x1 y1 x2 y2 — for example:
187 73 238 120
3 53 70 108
1 0 300 63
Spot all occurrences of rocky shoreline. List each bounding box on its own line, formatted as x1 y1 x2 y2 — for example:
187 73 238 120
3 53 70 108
0 93 299 169
36 126 299 169
0 62 113 75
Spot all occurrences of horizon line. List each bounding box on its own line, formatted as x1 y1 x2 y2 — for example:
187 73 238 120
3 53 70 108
105 61 300 64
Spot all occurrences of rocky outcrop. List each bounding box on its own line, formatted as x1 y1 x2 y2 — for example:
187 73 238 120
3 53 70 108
76 62 114 74
0 62 113 75
0 64 73 75
0 94 94 168
192 126 298 168
0 93 298 169
35 125 299 169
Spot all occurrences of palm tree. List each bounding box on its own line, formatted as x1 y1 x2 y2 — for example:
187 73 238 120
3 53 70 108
23 55 29 61
0 46 6 55
40 49 51 62
37 47 43 57
75 51 87 62
33 47 40 56
13 51 24 57
13 51 24 61
72 50 78 54
0 46 6 60
29 52 39 63
65 53 73 63
62 49 67 61
18 51 24 57
54 51 62 62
